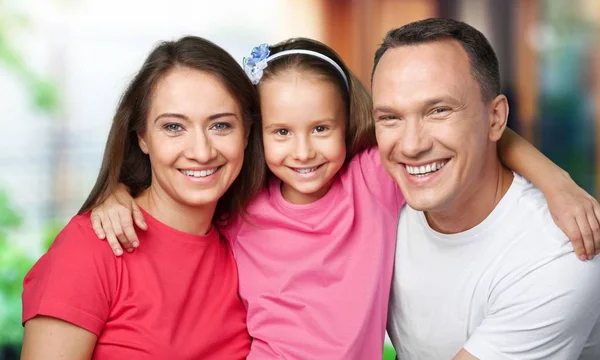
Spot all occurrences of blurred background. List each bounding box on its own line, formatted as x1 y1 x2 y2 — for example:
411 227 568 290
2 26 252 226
0 0 598 359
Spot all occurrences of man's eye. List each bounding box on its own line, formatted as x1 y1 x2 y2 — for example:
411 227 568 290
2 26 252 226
432 107 449 114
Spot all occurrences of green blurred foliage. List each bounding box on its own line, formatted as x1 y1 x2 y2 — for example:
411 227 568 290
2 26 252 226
0 3 60 113
0 39 60 112
0 189 27 346
0 3 60 355
383 344 397 360
42 220 64 250
0 189 61 354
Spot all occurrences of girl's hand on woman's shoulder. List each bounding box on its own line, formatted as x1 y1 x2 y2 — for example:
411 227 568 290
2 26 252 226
90 183 147 256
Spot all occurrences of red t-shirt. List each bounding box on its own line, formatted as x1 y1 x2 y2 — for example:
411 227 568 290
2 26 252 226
22 209 250 360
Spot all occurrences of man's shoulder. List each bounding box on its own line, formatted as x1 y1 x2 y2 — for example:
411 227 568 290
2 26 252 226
396 173 569 251
494 176 600 282
502 174 569 246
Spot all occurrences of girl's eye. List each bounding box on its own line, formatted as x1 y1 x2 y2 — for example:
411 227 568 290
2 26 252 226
313 125 328 133
211 122 232 131
164 123 183 132
275 129 289 136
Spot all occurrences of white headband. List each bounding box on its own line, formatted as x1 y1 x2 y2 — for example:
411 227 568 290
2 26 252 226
243 43 349 90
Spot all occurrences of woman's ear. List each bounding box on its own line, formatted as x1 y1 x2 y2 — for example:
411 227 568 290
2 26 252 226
138 132 149 154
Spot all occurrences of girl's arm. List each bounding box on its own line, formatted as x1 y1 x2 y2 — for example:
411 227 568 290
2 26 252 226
91 128 600 262
498 128 600 261
22 316 97 360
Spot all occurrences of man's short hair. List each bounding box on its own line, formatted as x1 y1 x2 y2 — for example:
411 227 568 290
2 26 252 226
372 18 501 101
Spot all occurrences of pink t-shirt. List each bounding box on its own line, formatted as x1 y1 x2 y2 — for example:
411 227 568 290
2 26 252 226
23 209 250 360
224 147 404 359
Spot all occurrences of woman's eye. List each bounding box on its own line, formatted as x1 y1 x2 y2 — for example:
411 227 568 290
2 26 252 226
275 129 289 136
211 122 231 131
164 123 183 132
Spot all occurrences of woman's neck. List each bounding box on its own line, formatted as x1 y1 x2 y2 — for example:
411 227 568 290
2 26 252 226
135 187 215 235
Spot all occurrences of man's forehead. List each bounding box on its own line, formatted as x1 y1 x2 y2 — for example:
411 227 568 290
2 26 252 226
376 41 469 78
372 41 474 101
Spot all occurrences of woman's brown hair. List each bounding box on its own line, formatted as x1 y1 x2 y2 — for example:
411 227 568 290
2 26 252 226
79 36 264 225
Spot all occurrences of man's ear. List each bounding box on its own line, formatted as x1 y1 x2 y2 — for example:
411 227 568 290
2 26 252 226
488 94 509 142
138 132 149 154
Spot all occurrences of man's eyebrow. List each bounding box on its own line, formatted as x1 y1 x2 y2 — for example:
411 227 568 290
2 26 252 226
424 97 461 106
373 106 397 114
373 96 462 115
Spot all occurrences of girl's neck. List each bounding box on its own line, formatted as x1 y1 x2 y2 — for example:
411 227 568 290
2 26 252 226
136 186 215 235
280 179 334 205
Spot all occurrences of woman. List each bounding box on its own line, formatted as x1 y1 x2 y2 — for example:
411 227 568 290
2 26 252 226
21 36 263 359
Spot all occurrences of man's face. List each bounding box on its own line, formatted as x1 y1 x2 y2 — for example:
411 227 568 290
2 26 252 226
372 40 499 214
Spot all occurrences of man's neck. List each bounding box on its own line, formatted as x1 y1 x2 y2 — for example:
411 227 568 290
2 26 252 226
425 160 514 234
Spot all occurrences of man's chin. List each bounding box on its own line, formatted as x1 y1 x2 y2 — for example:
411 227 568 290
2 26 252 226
403 189 446 212
405 200 433 212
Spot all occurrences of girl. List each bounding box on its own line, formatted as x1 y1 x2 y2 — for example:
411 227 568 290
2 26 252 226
90 38 600 359
21 36 262 359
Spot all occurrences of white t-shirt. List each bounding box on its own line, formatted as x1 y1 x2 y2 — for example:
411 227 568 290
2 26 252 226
388 173 600 360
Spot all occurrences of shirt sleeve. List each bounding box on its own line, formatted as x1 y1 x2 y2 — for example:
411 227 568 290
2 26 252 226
22 217 120 336
464 249 600 360
353 146 405 215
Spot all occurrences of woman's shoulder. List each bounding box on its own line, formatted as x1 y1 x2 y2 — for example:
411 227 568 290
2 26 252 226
22 212 119 336
47 212 117 260
25 212 121 298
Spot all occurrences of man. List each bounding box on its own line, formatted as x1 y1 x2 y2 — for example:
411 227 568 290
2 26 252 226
371 18 600 359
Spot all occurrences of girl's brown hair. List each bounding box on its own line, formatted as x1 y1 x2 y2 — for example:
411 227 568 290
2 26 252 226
250 37 376 185
79 36 264 225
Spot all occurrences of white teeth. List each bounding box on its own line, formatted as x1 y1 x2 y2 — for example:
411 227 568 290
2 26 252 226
406 161 447 175
295 166 319 174
181 168 218 178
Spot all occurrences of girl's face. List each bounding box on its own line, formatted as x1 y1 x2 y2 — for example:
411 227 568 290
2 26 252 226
138 67 246 210
259 70 347 204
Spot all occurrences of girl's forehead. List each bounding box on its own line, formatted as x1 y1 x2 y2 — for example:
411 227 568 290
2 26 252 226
261 78 343 109
259 72 344 102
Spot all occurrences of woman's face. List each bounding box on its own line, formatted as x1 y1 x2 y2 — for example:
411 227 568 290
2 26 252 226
138 67 246 210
